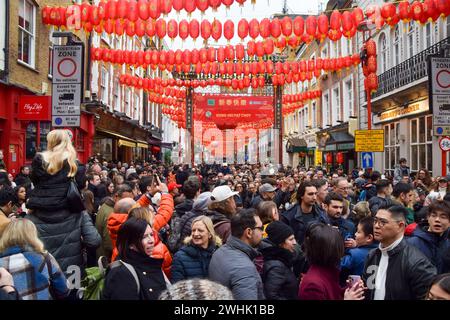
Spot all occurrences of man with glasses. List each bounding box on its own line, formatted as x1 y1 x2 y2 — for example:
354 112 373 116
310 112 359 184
333 177 354 218
362 205 436 300
407 200 450 273
209 209 265 300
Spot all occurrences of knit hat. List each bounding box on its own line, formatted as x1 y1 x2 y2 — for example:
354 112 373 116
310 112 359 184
266 221 294 246
192 192 212 211
158 279 233 300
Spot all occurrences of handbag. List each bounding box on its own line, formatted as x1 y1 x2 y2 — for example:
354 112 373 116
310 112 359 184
67 178 85 213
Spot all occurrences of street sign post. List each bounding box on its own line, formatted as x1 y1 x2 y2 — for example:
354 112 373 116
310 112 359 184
361 152 374 169
52 45 84 127
355 130 384 152
429 56 450 136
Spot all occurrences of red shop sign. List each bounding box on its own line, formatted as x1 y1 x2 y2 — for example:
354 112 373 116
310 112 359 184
18 95 51 121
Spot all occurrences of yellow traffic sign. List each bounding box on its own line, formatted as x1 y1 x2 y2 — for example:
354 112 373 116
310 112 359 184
355 130 385 152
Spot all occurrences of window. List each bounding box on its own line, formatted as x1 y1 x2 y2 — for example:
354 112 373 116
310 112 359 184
341 37 352 56
312 102 316 127
18 0 36 67
322 93 330 127
407 22 416 58
379 33 388 73
410 115 433 173
113 78 120 111
384 122 400 175
331 40 339 58
332 87 340 124
321 47 328 59
393 25 400 66
447 17 450 38
344 79 353 121
100 67 109 106
48 27 62 77
26 122 51 160
125 88 131 115
304 107 309 130
134 93 140 120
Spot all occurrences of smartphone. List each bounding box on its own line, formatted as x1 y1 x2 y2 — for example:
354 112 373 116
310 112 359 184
348 275 361 288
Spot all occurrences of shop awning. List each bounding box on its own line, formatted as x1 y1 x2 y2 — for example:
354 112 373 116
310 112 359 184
148 137 162 146
286 137 307 153
327 131 354 144
161 142 173 150
118 139 136 148
97 129 135 141
136 141 148 149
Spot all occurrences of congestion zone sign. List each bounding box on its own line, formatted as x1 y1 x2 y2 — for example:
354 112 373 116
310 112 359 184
57 58 77 78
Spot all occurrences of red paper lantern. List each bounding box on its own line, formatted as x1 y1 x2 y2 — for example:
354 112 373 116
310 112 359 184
148 0 161 19
326 153 332 164
182 49 192 65
208 47 216 62
184 0 196 15
138 0 150 21
238 19 249 41
156 19 167 38
305 16 317 43
341 11 354 38
224 20 235 42
160 0 173 15
106 0 118 20
42 6 52 25
80 2 91 23
145 19 156 37
190 19 200 41
367 73 378 93
366 39 377 56
236 44 245 59
249 19 260 39
247 41 256 56
264 39 274 55
125 21 136 37
352 7 364 26
271 18 282 38
217 47 226 62
222 0 233 9
317 14 328 41
281 16 293 38
135 19 146 37
201 20 212 42
352 53 360 65
411 1 424 21
258 18 271 39
89 5 100 26
435 0 450 18
167 19 178 40
398 1 412 22
423 0 438 22
336 152 344 164
199 48 208 64
211 19 222 42
209 0 221 11
179 19 189 40
167 50 175 65
128 1 140 22
226 45 234 60
173 0 185 12
367 56 377 73
196 0 209 12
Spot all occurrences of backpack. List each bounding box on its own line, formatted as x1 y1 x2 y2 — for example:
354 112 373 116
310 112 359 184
167 214 184 253
77 257 140 300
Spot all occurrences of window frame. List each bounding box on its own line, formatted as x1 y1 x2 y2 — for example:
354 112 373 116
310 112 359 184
393 25 400 66
100 66 109 106
18 0 36 68
383 122 401 176
410 115 433 173
343 78 353 121
379 32 388 73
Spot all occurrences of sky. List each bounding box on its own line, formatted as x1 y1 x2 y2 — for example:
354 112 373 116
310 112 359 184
165 0 325 50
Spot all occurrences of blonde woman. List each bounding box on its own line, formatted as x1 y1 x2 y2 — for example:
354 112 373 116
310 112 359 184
25 130 101 274
0 219 69 300
171 215 222 283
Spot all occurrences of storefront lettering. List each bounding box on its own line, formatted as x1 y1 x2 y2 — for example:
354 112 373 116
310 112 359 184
23 103 44 113
375 100 429 124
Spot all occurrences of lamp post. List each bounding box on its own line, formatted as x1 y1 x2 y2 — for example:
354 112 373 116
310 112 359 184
357 20 376 130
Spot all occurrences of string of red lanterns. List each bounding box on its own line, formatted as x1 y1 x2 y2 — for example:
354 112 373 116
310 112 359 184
362 39 378 94
42 1 450 44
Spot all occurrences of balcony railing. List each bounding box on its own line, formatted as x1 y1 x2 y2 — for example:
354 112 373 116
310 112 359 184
372 37 450 99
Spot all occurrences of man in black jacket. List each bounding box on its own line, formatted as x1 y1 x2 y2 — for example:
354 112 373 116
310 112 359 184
362 205 436 300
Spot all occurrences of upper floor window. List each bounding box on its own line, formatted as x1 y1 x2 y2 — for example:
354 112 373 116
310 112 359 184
18 0 36 67
311 102 316 127
101 67 109 107
393 25 400 66
447 16 450 38
379 33 388 73
114 78 120 111
407 22 416 58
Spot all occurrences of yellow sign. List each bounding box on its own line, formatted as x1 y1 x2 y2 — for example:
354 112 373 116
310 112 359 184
355 130 385 152
315 150 322 166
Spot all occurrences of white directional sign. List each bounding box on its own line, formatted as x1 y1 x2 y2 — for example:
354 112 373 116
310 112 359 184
361 152 374 169
52 45 83 127
430 57 450 135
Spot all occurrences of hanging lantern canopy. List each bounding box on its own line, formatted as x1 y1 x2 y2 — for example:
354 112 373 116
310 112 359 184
190 19 200 41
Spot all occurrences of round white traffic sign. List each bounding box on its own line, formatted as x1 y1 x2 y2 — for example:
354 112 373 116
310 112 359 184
57 58 77 78
439 137 450 151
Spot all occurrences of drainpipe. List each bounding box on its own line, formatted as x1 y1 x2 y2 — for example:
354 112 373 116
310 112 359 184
1 0 10 84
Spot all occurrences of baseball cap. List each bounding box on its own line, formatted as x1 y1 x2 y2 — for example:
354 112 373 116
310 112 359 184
211 185 238 202
168 182 182 192
259 183 277 193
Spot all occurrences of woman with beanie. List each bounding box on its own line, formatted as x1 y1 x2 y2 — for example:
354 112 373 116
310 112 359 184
260 221 298 300
171 216 221 283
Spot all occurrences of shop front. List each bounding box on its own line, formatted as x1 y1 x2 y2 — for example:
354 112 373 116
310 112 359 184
286 137 307 168
317 129 356 174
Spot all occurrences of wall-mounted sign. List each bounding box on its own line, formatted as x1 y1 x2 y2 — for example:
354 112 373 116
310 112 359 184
18 96 51 121
373 100 429 125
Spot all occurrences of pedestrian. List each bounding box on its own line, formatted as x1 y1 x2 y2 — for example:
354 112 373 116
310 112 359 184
298 223 365 300
171 216 221 283
158 279 233 300
11 185 28 218
209 209 265 300
256 201 279 238
0 219 69 300
322 192 355 240
101 217 167 300
261 221 298 300
426 273 450 300
362 205 436 300
0 186 14 236
393 158 411 185
25 129 101 275
368 179 393 215
0 268 19 300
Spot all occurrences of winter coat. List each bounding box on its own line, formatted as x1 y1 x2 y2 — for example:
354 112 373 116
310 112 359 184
368 196 394 215
393 165 411 185
14 173 32 191
27 154 85 212
0 211 10 237
362 238 436 300
206 210 231 244
280 204 328 245
326 216 356 240
250 195 264 209
25 209 101 274
174 199 194 218
298 265 344 300
95 197 115 260
341 243 378 277
101 248 166 300
171 243 216 283
209 236 265 300
137 193 175 232
261 243 298 300
0 246 69 300
179 208 208 243
407 226 450 273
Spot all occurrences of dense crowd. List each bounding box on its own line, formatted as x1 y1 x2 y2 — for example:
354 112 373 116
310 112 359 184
0 129 449 300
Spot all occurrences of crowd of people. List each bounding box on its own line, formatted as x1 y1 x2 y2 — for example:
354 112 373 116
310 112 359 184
0 129 449 300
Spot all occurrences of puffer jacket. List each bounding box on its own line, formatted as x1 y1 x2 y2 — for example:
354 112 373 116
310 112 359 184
27 154 85 212
174 199 194 217
25 209 101 274
108 212 172 278
171 243 216 283
261 242 298 300
362 238 436 300
407 225 450 273
137 193 174 232
206 209 231 244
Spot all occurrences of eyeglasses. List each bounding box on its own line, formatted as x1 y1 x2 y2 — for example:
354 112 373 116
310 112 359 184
252 226 264 231
373 217 401 227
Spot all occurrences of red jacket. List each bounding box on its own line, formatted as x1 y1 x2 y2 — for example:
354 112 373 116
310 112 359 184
137 193 174 232
298 265 345 300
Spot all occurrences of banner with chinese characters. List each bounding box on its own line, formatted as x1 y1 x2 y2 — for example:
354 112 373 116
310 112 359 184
193 94 273 125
